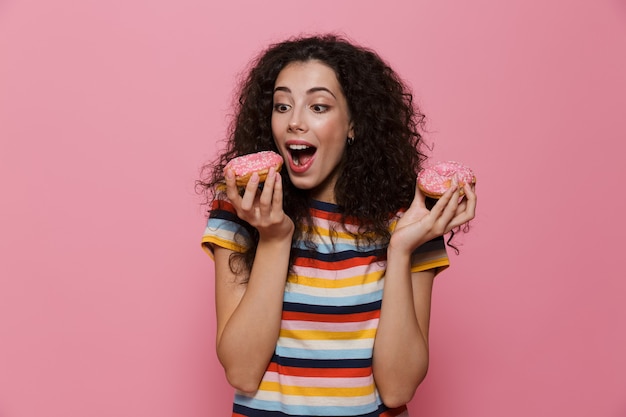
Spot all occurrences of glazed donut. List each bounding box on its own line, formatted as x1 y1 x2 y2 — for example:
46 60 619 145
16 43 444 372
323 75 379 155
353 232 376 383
417 161 476 199
224 151 284 186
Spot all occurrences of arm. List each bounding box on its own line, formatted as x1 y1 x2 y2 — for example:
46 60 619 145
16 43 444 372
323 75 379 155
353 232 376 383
373 180 477 408
214 168 294 393
372 259 435 408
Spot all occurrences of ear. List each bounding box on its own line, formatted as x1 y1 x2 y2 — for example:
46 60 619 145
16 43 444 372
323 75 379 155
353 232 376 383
347 122 355 139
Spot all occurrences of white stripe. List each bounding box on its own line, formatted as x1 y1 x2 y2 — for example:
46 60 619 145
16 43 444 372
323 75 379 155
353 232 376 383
292 263 385 280
240 389 378 407
263 371 374 388
277 336 374 351
281 318 379 332
286 279 383 298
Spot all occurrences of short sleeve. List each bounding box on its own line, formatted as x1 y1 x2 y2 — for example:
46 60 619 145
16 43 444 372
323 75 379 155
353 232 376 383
410 236 449 275
390 209 450 275
201 195 252 259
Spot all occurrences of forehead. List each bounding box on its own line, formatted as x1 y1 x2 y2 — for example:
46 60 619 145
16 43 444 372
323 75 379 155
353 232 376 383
274 60 342 91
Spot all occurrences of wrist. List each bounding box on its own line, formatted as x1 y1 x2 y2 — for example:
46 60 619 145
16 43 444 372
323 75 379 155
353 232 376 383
386 242 412 266
388 234 423 257
257 217 295 242
258 224 294 245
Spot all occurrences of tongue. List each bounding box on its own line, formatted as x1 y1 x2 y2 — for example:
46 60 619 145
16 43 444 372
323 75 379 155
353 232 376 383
293 148 315 166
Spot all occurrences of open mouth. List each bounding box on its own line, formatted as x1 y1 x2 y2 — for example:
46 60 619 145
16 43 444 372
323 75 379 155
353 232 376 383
288 144 316 167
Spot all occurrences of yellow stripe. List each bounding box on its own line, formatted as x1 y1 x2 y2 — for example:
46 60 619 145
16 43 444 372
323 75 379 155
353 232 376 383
411 257 450 273
258 381 375 397
302 225 379 242
289 269 385 289
280 328 377 340
201 236 246 259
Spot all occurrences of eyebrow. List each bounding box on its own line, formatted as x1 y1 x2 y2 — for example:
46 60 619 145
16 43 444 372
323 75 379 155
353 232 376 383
273 86 337 99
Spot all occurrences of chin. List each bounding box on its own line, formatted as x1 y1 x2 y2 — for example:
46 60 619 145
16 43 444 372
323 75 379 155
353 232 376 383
289 179 315 191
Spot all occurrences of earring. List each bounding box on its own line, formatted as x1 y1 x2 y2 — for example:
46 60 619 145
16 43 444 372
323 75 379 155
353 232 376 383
347 136 355 145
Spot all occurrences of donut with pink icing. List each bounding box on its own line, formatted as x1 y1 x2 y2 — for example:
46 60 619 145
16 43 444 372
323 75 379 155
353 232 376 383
224 151 284 186
417 161 476 199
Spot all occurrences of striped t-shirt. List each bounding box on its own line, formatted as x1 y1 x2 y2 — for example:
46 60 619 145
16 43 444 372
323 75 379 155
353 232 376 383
202 197 449 417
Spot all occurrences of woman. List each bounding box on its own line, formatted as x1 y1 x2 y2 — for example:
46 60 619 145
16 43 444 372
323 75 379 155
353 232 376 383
199 34 476 416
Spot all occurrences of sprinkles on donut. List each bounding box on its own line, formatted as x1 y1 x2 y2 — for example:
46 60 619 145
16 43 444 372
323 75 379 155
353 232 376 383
417 161 476 199
224 151 284 186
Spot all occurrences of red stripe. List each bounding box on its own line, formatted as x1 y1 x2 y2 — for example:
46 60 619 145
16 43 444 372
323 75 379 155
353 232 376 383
293 255 380 270
309 207 357 223
213 199 235 211
310 207 402 223
282 310 380 323
266 362 372 378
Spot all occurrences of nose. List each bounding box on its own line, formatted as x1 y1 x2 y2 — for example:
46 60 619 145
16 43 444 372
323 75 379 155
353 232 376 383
288 121 302 132
288 109 306 132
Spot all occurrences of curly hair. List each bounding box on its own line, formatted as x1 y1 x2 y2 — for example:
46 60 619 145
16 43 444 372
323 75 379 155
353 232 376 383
198 33 433 278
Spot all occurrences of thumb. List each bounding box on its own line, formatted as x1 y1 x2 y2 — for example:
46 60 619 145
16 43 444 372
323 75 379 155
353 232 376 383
409 181 427 210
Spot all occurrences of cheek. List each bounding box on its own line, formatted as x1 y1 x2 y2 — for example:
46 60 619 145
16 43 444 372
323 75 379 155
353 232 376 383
270 116 281 137
320 122 348 150
327 133 347 157
315 118 346 139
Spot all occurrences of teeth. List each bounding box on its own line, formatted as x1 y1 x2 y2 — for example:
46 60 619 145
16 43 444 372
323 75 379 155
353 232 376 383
288 144 312 167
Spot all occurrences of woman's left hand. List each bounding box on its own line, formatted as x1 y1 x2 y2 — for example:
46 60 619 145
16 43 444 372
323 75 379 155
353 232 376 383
390 178 477 252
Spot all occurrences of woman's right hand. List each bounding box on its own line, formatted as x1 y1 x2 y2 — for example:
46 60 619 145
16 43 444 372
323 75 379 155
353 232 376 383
225 167 294 241
217 166 293 392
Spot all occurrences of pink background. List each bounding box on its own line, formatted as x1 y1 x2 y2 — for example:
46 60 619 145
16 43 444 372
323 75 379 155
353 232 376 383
1 0 625 416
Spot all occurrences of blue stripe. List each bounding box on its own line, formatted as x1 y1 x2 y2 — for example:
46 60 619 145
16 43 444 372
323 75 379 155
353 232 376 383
206 218 251 239
308 199 343 213
283 289 384 307
275 346 373 360
293 241 385 253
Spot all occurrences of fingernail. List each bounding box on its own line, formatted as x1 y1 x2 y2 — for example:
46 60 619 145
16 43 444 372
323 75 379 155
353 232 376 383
250 172 259 183
225 169 234 180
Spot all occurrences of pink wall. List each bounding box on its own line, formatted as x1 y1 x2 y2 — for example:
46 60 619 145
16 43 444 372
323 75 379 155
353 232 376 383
1 0 625 416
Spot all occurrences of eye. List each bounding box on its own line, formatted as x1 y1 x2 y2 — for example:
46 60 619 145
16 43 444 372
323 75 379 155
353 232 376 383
311 104 329 113
273 103 291 113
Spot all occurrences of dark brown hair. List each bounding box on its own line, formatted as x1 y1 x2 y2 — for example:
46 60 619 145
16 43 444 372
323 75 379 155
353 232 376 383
198 34 430 277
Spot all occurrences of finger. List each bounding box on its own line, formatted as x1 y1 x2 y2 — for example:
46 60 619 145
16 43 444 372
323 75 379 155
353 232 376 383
445 184 477 232
429 178 459 218
434 177 468 230
224 168 242 206
454 198 467 218
240 172 260 211
258 168 276 214
439 183 462 224
446 212 474 233
272 171 284 212
462 182 477 216
407 182 427 212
